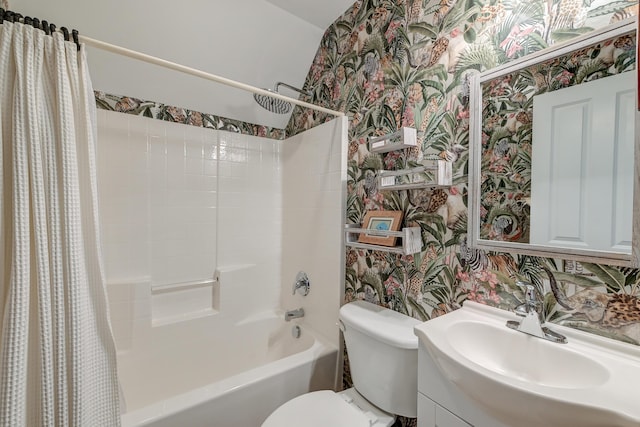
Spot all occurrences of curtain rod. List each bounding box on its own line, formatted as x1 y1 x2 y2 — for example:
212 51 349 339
77 35 344 118
0 7 344 118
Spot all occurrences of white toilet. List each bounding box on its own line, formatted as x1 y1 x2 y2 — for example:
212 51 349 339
262 300 421 427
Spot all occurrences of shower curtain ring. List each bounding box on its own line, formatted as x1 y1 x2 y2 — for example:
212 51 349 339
72 29 80 50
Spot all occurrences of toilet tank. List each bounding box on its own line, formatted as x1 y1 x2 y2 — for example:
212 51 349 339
339 300 421 418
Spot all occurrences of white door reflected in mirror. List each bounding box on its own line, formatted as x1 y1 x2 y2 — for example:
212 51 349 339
531 71 634 254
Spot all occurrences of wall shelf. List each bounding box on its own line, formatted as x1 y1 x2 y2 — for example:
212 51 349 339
358 128 446 256
377 159 452 191
368 127 417 153
345 225 423 255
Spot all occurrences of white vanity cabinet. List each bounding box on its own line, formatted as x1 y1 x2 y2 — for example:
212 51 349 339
418 394 470 427
415 300 640 427
417 339 510 427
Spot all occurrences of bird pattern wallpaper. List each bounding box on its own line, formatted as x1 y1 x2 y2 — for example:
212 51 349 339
288 0 640 370
479 32 635 243
94 90 286 140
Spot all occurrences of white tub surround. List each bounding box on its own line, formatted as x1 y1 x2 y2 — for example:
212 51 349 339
106 271 339 426
97 112 284 327
119 315 337 427
281 117 348 346
98 112 347 426
151 279 218 325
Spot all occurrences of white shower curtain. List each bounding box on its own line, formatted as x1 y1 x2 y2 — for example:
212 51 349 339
0 22 121 426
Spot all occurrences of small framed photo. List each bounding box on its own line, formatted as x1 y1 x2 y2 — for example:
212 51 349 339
358 210 404 247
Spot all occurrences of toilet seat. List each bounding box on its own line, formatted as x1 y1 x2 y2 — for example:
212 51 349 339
262 389 395 427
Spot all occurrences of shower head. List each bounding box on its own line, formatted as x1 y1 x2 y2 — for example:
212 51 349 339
254 89 292 114
254 82 312 114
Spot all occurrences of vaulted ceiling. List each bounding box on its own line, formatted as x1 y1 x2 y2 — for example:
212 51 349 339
13 0 355 129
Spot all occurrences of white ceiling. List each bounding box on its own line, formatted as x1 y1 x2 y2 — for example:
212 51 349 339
265 0 354 30
13 0 355 129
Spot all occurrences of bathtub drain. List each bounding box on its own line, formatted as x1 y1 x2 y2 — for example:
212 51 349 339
291 325 302 339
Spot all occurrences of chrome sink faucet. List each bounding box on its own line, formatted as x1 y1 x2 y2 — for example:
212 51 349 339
506 281 567 344
285 308 304 322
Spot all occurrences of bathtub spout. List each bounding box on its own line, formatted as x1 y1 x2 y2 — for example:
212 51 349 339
285 308 304 321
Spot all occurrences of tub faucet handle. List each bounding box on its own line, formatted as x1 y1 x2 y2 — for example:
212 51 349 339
293 271 310 296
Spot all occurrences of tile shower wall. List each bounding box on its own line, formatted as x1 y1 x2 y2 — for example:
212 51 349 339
97 110 150 281
150 111 219 285
97 109 283 343
281 117 348 344
217 131 283 313
97 109 218 285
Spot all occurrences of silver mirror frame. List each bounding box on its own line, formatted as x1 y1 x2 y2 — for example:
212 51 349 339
468 17 640 268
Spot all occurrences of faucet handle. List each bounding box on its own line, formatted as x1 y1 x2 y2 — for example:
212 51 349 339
514 303 530 317
293 271 310 296
516 280 541 304
515 280 544 322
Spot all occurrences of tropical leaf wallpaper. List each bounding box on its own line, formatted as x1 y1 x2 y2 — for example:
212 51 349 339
94 91 286 140
480 32 635 243
287 0 640 368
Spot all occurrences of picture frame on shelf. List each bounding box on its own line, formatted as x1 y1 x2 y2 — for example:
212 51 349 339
358 210 404 247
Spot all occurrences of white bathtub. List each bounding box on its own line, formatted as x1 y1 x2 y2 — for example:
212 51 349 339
118 312 338 427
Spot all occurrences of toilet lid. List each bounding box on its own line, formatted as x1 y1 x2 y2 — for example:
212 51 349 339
262 390 384 427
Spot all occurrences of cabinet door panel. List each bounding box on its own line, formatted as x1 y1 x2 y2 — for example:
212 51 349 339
418 393 436 427
435 404 472 427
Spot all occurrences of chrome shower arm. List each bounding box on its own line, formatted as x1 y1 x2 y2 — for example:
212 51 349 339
274 82 312 97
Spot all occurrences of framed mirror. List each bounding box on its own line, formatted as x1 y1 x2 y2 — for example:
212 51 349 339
468 18 640 267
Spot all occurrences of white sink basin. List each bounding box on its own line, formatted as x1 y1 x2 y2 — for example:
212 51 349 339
447 321 610 388
414 301 640 427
